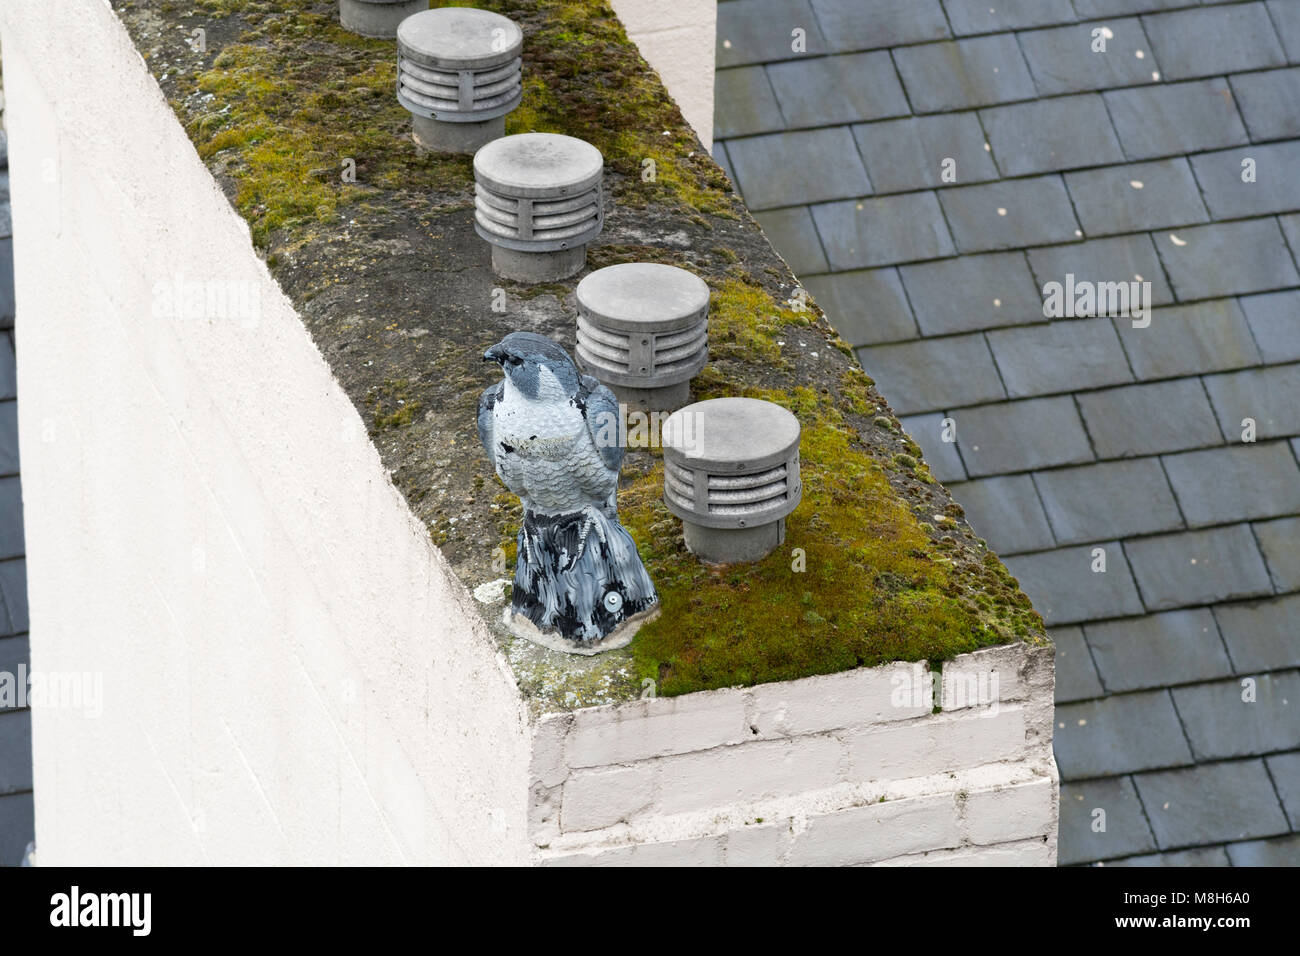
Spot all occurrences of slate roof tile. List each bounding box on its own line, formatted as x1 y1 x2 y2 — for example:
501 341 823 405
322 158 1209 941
1027 234 1174 308
1224 833 1300 866
0 477 24 562
809 0 950 52
0 335 13 402
980 94 1125 176
1141 3 1287 82
716 0 828 67
1018 18 1159 96
852 113 999 194
1229 67 1300 141
1203 362 1300 441
942 0 1076 36
0 792 33 867
944 473 1056 555
1084 608 1233 693
1050 625 1105 703
752 206 829 275
1058 776 1157 865
1134 759 1289 848
1076 378 1224 459
856 334 1004 414
1267 751 1300 829
766 52 910 127
1252 515 1300 593
1268 0 1300 64
1189 140 1300 220
1125 524 1274 611
1173 671 1300 760
1213 593 1300 672
1107 846 1232 866
1034 458 1184 545
0 402 18 477
0 709 32 794
0 635 28 713
952 395 1095 476
1113 298 1260 380
1163 441 1300 527
899 251 1045 335
893 34 1037 113
1240 290 1300 364
0 560 27 634
987 317 1132 398
725 127 871 210
1053 690 1192 778
1002 541 1145 625
810 193 954 269
938 175 1082 253
1104 79 1250 162
1064 158 1209 236
713 67 785 139
802 268 917 344
1072 0 1184 17
899 412 966 482
1155 218 1300 301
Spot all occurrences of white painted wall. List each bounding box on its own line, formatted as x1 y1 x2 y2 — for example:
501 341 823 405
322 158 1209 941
1 0 532 865
611 0 717 150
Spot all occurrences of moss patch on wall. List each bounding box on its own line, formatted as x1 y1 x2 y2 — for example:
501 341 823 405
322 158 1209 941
117 0 1047 711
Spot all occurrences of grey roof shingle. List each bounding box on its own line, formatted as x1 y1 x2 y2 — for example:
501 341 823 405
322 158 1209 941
852 113 999 194
1113 299 1261 379
1104 78 1250 161
810 192 954 268
1053 690 1192 777
893 35 1037 113
1134 759 1290 848
980 95 1125 176
1033 458 1183 545
942 0 1076 36
713 67 784 139
1050 625 1105 703
1018 19 1158 96
717 0 1300 865
716 0 828 67
1163 442 1300 527
1002 541 1145 625
856 334 1004 415
938 175 1082 253
1229 67 1300 141
1058 776 1157 865
1141 3 1287 82
945 473 1055 555
1125 524 1274 611
725 127 870 209
1084 609 1233 693
1214 593 1300 672
1176 671 1300 761
987 318 1132 398
766 52 909 127
1064 158 1209 236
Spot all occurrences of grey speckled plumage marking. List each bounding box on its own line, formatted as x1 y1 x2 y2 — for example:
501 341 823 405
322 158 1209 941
479 332 657 647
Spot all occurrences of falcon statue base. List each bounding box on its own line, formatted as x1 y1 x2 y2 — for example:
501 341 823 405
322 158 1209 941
505 506 659 653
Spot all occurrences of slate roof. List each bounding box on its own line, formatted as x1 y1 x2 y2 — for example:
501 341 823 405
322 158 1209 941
0 96 34 867
716 0 1300 865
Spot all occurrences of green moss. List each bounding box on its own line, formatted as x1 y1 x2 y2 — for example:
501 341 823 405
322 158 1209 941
366 378 423 429
621 384 1009 697
168 0 733 249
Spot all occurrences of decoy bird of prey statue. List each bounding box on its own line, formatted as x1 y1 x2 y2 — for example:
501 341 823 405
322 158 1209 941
478 332 659 652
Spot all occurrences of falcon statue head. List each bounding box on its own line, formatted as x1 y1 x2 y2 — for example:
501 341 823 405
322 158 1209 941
484 331 580 401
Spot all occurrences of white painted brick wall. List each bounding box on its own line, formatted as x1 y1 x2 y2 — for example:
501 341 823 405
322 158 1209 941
532 642 1058 866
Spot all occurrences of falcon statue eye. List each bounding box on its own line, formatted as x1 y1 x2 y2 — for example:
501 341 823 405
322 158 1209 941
603 590 624 613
